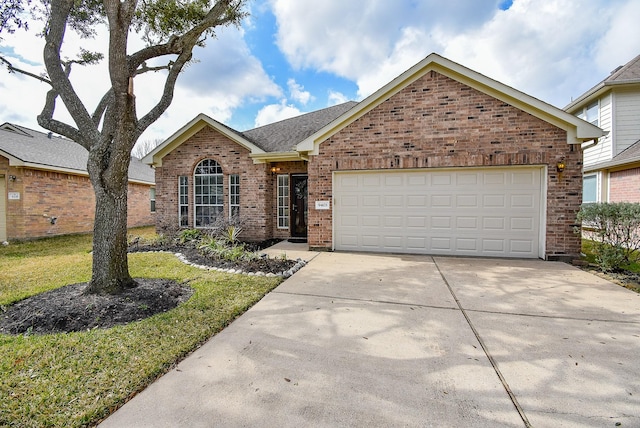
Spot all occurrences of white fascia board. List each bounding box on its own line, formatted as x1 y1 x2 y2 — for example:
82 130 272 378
249 151 305 164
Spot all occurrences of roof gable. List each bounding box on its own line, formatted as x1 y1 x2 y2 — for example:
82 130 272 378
144 103 359 166
143 114 266 167
297 53 605 155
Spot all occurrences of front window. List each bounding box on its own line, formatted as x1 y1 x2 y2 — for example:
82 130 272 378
277 174 289 229
179 176 189 227
583 174 597 203
229 174 240 218
194 159 223 227
150 187 156 213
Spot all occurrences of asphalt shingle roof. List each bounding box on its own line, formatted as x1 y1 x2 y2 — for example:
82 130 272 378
606 54 640 83
241 101 358 152
0 123 154 184
611 138 640 164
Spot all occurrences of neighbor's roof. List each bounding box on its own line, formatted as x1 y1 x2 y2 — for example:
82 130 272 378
565 53 640 111
144 102 358 166
584 138 640 173
0 123 155 184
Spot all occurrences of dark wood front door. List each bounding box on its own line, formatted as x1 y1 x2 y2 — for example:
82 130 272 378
291 175 308 238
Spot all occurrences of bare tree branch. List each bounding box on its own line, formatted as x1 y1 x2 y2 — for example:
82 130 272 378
0 55 51 85
42 0 98 143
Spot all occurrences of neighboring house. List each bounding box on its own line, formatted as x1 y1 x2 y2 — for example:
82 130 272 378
0 123 155 241
565 53 640 203
145 53 604 261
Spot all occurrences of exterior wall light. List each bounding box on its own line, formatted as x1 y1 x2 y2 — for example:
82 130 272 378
556 161 566 173
8 175 16 181
270 167 281 175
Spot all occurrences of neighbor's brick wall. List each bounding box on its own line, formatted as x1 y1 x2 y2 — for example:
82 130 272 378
127 182 155 228
308 70 583 259
609 167 640 202
1 157 154 240
155 127 271 241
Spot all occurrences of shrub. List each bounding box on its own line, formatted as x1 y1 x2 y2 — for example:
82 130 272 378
178 228 202 244
577 202 640 271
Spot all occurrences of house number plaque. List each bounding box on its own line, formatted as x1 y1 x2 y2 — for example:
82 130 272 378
315 200 330 210
8 192 20 200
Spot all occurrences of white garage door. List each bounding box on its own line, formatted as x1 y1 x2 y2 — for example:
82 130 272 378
333 167 544 258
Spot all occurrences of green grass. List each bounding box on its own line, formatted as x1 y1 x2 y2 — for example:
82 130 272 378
0 229 282 427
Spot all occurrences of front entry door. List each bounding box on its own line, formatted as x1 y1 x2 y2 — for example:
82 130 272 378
291 175 308 239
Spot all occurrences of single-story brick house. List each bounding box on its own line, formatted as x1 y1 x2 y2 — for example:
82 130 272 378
145 53 604 260
0 123 155 241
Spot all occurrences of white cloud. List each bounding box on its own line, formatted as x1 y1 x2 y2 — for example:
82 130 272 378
327 90 349 106
254 100 302 127
594 0 640 72
0 23 282 141
287 78 313 105
268 0 640 108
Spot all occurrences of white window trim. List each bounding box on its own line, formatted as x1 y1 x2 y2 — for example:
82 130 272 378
178 176 189 227
229 173 240 218
277 174 289 229
582 173 599 203
194 159 224 228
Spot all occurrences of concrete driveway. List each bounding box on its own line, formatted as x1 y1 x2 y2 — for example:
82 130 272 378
100 248 640 427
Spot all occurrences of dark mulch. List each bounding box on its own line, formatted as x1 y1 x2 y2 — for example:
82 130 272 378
0 279 193 335
1 239 297 335
583 268 640 293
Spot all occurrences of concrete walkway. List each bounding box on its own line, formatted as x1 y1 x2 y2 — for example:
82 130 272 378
100 248 640 427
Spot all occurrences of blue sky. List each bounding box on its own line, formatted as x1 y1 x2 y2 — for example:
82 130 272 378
1 0 639 152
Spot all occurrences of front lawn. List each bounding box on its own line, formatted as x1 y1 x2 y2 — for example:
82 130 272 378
0 229 282 427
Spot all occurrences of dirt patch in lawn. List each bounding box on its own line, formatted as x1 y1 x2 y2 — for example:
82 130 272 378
0 279 193 335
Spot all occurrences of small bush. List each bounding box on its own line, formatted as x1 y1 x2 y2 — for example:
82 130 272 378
577 202 640 271
178 228 202 244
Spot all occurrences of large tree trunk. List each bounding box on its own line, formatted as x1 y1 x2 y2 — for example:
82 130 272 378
84 140 137 295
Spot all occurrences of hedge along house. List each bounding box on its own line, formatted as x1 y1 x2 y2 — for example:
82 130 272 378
0 123 155 242
145 53 604 261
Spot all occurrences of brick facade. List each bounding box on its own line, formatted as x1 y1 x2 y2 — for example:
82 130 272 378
154 127 274 241
1 157 154 240
609 167 640 202
307 71 582 259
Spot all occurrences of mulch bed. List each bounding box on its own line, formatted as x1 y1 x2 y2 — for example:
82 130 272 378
0 279 193 335
0 239 297 335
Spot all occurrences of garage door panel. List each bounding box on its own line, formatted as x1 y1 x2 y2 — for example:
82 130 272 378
407 216 427 228
431 195 452 207
384 195 403 206
483 194 506 207
483 217 506 230
334 168 542 258
511 194 535 208
362 195 380 207
482 239 505 253
431 237 453 250
456 194 479 207
511 217 534 231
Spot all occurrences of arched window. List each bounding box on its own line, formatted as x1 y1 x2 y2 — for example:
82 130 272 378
194 159 223 227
